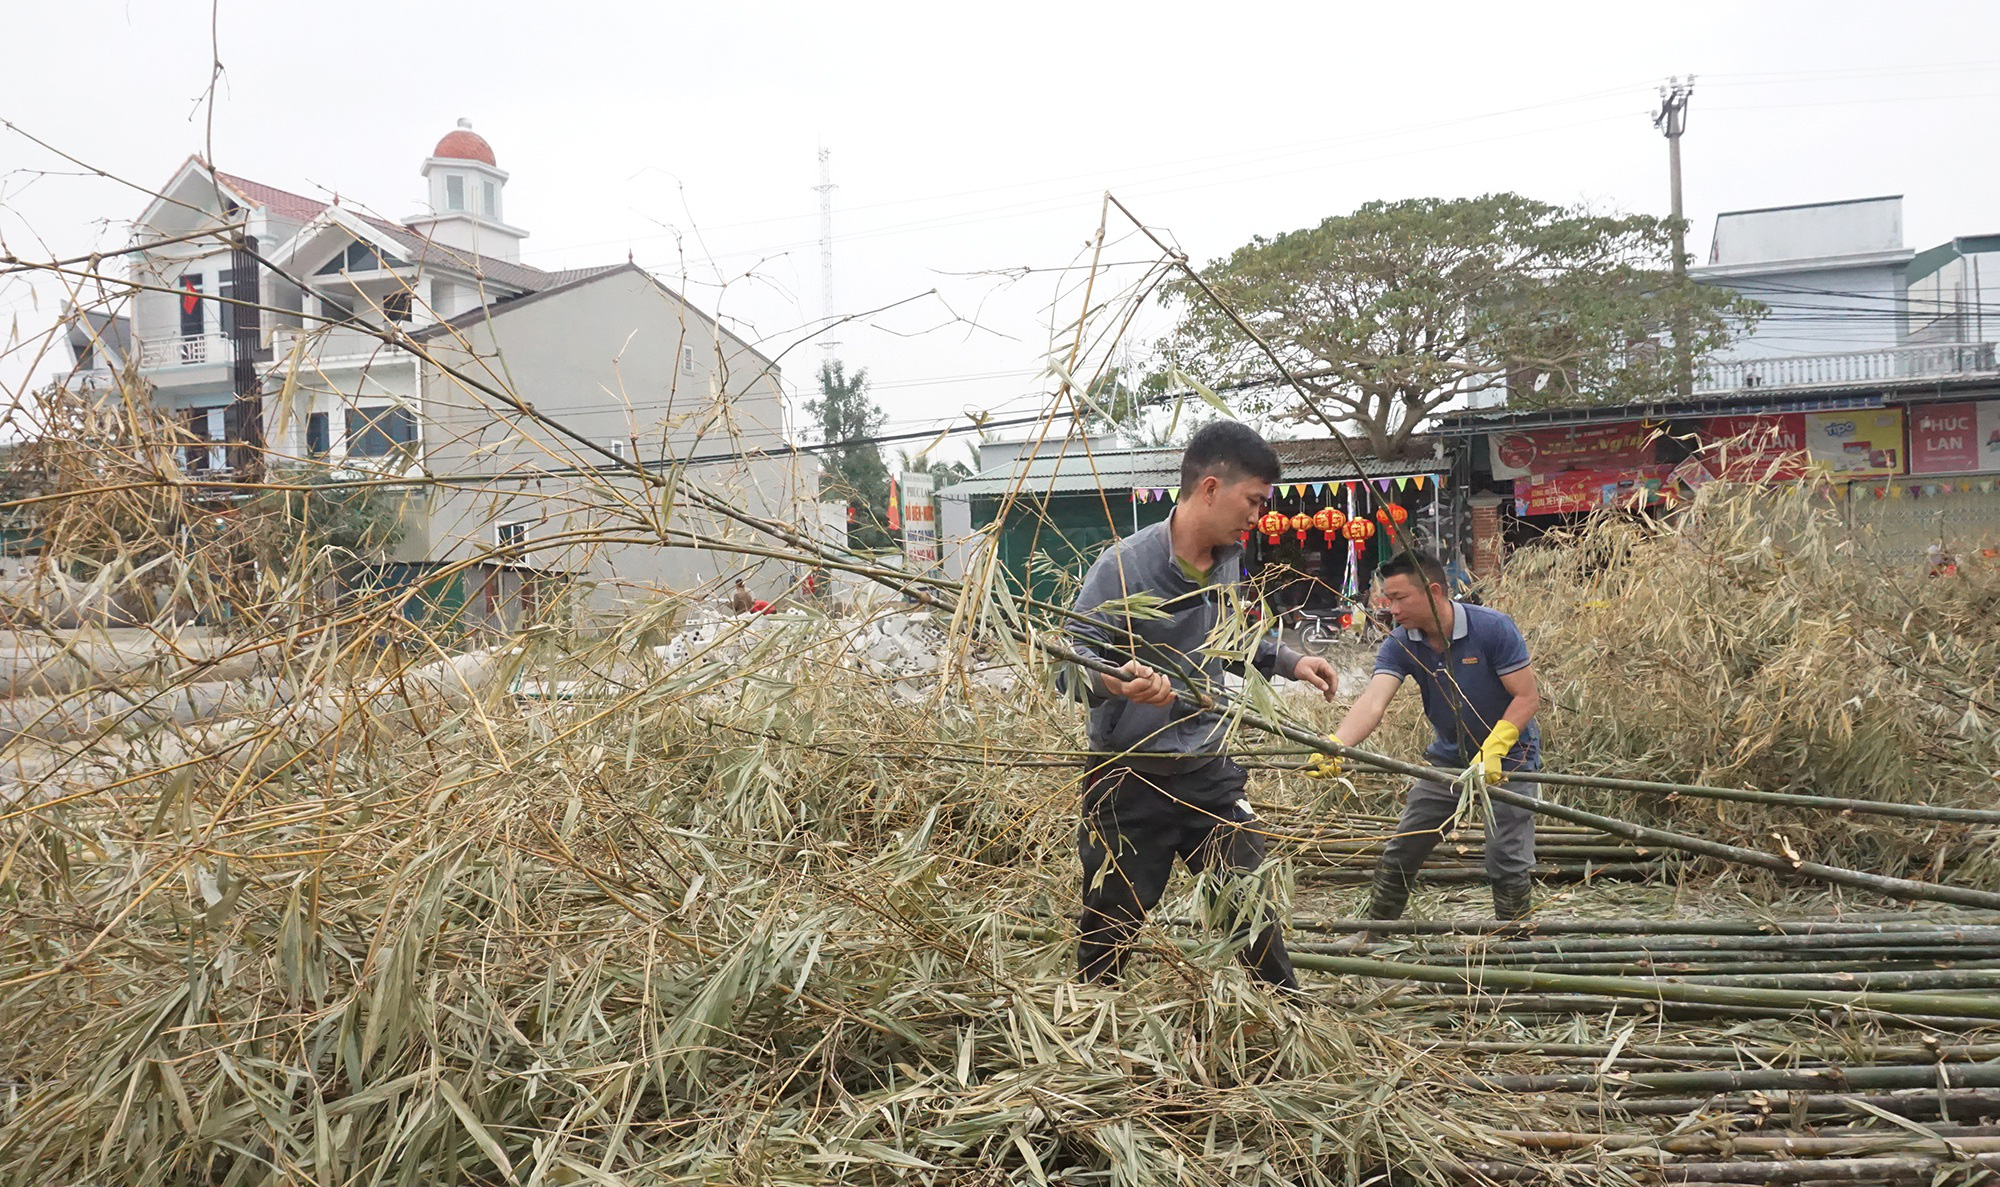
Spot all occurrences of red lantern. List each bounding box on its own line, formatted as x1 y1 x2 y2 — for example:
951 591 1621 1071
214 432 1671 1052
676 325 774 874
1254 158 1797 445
1342 518 1375 542
1258 510 1288 545
1289 512 1312 542
1312 507 1345 544
1373 504 1409 528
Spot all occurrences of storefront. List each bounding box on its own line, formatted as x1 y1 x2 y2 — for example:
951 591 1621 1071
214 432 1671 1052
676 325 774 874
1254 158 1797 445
1453 394 2000 571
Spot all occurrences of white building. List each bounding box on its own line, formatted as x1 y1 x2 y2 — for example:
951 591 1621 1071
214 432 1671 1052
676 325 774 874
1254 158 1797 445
64 121 799 626
1690 195 1996 394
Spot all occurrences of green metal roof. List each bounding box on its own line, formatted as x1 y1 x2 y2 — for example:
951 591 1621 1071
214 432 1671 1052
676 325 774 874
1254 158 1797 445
939 439 1445 499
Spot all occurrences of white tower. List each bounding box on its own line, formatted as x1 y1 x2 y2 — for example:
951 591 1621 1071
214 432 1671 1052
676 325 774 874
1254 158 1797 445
406 119 529 261
815 146 838 359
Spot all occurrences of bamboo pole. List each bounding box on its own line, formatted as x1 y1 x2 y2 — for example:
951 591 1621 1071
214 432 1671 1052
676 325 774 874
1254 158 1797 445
1447 1040 2000 1063
1472 1061 2000 1095
1576 1089 2000 1119
1285 949 2000 1020
1403 928 2000 955
1285 915 2000 938
1490 1129 2000 1156
1362 994 1998 1029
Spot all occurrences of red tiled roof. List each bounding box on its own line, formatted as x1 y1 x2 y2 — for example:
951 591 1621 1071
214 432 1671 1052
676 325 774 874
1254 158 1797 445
213 170 329 222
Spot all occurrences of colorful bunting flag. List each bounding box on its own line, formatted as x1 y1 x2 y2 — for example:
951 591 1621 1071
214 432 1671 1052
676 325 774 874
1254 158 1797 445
1166 487 1179 502
1394 476 1410 492
1413 474 1427 490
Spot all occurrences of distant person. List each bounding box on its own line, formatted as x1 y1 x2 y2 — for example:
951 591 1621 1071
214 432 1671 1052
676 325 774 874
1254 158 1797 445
1310 548 1543 930
1067 421 1340 992
730 580 754 615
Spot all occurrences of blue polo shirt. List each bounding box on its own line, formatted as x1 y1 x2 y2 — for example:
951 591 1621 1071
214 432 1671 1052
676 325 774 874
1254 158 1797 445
1375 602 1541 772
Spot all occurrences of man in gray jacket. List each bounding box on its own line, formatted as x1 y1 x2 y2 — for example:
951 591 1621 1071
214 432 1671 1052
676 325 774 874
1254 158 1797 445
1068 422 1339 990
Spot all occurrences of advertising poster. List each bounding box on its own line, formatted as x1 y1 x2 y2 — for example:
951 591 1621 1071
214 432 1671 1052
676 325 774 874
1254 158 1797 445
899 471 937 569
1699 413 1808 480
1802 408 1904 478
1514 464 1674 516
1909 401 2000 475
1488 421 1654 481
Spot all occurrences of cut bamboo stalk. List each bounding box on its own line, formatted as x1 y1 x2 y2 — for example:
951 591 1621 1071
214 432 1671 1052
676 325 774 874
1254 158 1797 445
1403 929 2000 955
1472 1061 2000 1095
1490 1129 2000 1156
1576 1089 2000 1119
1290 948 2000 1018
1284 916 2000 938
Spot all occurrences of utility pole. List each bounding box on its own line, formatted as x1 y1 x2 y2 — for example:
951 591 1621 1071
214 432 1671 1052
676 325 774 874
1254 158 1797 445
815 146 839 363
1655 76 1695 397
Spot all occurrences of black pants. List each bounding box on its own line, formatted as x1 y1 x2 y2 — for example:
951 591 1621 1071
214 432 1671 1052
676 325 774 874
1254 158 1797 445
1076 761 1298 989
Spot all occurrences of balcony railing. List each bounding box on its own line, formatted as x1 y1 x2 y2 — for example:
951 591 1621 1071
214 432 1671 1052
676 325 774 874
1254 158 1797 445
138 334 221 367
1695 342 1998 395
270 325 407 363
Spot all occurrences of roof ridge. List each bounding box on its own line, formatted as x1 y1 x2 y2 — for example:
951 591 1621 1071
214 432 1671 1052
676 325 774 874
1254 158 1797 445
211 169 330 216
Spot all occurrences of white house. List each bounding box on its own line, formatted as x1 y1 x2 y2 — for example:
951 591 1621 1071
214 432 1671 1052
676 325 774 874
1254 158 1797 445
65 121 800 626
1689 195 1996 394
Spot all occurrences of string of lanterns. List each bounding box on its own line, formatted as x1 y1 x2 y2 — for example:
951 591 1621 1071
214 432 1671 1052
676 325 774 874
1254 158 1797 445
1258 506 1407 546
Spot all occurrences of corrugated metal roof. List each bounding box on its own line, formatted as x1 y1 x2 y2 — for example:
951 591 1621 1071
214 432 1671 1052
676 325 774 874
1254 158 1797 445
939 438 1445 499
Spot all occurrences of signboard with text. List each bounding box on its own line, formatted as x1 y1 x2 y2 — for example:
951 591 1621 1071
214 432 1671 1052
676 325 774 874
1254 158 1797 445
1698 410 1906 480
1514 464 1675 516
899 471 938 570
1699 413 1808 480
1803 408 1904 478
1909 401 2000 475
1489 421 1655 481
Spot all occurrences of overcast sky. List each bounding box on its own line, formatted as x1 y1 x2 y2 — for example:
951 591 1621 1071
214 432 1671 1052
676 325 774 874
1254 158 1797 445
5 1 1998 455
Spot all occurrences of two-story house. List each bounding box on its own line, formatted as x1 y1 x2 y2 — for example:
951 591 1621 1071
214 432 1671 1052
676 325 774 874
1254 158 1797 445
64 121 799 626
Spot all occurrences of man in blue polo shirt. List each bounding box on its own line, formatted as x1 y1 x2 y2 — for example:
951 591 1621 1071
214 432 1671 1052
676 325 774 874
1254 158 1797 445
1311 549 1543 924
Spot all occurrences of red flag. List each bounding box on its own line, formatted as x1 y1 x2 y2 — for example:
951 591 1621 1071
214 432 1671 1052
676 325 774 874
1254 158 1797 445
886 478 902 532
181 277 200 315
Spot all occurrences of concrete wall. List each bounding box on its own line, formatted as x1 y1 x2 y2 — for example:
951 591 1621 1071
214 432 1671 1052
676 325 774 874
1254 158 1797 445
412 266 803 617
1697 260 1911 361
1709 197 1902 266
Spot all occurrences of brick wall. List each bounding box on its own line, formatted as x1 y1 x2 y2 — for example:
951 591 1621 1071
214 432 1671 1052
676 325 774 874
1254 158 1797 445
1469 495 1505 583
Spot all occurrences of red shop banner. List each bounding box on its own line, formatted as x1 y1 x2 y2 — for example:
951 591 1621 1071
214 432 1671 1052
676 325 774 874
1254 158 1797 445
1489 421 1655 480
1514 464 1675 516
1699 413 1807 480
1910 401 2000 475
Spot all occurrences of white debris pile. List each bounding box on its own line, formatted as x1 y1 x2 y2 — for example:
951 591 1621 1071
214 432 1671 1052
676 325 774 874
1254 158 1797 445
652 607 1017 694
848 610 942 677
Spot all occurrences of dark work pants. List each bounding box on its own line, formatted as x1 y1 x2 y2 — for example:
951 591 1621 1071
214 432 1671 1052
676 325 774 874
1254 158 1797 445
1380 776 1539 881
1076 761 1298 990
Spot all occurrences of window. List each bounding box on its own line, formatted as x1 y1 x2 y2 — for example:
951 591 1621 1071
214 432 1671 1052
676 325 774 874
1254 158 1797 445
495 521 528 550
180 406 226 472
306 412 330 457
179 274 204 339
445 174 465 212
345 405 418 458
681 345 695 373
383 291 412 323
315 242 405 275
608 439 627 461
320 292 356 324
482 180 497 217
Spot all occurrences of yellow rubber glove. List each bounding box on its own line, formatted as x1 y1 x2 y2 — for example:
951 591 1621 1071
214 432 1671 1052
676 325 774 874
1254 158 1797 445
1304 736 1346 780
1475 720 1521 785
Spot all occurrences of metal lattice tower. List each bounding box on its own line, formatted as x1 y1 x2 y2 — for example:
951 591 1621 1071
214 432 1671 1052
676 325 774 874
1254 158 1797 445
815 146 838 360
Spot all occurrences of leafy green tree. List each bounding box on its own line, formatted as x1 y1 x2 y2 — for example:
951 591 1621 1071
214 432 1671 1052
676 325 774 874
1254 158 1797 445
807 361 893 551
899 444 974 491
1163 194 1760 459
